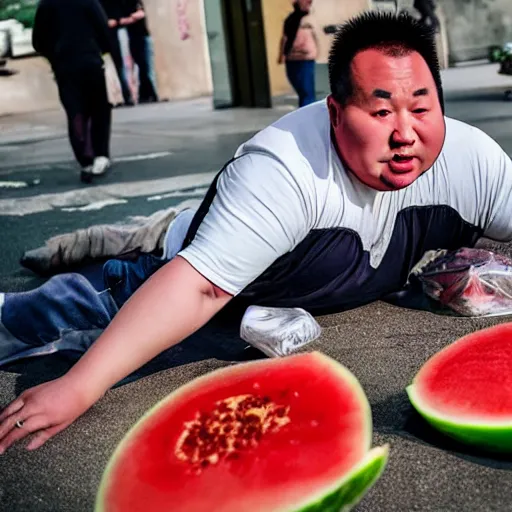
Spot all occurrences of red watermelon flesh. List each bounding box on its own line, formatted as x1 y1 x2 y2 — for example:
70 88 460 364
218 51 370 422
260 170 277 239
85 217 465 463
407 323 512 452
96 352 388 512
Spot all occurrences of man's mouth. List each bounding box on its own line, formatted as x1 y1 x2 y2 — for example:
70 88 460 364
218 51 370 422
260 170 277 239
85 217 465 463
388 154 415 173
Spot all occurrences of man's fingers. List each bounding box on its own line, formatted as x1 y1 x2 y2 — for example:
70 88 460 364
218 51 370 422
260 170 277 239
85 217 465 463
0 409 29 441
0 414 49 454
0 423 30 454
0 399 24 422
26 423 68 451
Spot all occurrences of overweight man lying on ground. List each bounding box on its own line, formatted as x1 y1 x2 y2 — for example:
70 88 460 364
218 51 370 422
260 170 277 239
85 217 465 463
2 11 512 453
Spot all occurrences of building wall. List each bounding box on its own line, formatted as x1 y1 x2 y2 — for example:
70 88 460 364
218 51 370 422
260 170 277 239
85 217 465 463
260 0 293 97
143 0 212 100
441 0 512 62
261 0 372 97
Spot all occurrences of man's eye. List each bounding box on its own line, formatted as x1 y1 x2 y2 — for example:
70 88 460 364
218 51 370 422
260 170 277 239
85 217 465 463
372 110 391 118
413 108 428 114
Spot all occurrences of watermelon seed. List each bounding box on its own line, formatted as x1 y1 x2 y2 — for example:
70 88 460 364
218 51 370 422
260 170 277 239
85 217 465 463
175 394 291 472
276 407 287 417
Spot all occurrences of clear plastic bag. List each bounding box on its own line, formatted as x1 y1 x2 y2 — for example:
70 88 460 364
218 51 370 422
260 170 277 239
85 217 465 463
240 306 322 357
410 247 512 317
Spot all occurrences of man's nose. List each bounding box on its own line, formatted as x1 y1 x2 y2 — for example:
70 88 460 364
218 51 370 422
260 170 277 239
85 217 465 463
390 116 415 147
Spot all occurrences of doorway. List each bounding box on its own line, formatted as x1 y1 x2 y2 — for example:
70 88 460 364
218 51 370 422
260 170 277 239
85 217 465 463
204 0 271 108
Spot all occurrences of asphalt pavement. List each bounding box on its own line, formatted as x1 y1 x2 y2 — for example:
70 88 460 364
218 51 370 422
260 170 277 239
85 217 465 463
0 63 512 511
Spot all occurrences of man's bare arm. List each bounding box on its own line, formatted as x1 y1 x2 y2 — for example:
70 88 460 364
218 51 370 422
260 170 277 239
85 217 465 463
278 35 287 64
68 256 232 398
0 256 232 452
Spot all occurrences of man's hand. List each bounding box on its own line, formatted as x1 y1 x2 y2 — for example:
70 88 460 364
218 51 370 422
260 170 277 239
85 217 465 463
108 19 118 28
0 257 232 452
130 9 145 21
277 36 286 65
0 376 97 453
119 16 134 26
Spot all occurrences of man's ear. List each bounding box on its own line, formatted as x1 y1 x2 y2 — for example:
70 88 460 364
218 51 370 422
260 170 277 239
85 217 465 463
327 95 341 128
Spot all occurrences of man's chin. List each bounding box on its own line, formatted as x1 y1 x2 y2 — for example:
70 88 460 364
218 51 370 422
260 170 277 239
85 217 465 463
379 171 421 191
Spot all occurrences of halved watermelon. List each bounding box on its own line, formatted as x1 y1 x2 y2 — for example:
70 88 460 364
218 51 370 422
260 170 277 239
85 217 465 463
96 352 388 512
407 323 512 452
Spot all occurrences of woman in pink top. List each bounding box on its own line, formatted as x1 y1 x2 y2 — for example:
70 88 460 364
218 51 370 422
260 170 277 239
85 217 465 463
278 0 318 107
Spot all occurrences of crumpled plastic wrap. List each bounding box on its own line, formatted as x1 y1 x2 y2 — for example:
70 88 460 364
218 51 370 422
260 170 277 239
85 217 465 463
410 247 512 317
240 306 322 357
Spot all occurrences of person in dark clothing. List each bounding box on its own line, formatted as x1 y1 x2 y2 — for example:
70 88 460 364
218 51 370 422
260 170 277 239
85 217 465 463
413 0 440 32
32 0 113 182
121 0 159 103
99 0 135 107
278 0 318 108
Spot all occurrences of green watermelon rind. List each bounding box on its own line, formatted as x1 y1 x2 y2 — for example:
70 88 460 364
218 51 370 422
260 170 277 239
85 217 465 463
295 445 389 512
95 352 388 512
406 384 512 453
405 323 512 453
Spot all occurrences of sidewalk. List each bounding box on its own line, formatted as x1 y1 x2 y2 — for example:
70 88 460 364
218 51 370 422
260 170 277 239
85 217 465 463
441 62 512 93
0 96 293 144
0 96 298 170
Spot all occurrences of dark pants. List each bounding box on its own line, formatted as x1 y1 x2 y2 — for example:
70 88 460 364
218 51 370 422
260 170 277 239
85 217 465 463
57 65 112 168
0 209 195 368
108 27 133 105
285 60 316 108
129 34 158 102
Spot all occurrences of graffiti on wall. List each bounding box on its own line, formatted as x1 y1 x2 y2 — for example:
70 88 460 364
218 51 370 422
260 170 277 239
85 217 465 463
177 0 190 40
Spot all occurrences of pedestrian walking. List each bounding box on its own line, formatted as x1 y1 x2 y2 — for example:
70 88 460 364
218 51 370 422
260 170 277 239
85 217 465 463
121 0 159 103
100 0 135 107
278 0 318 108
32 0 113 182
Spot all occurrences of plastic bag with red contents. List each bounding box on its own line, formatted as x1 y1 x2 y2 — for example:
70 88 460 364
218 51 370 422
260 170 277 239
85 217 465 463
409 247 512 317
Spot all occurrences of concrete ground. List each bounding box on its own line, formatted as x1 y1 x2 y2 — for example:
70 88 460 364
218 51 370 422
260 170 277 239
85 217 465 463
0 63 512 511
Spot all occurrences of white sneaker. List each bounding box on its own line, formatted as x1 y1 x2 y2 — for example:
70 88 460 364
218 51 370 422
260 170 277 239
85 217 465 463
91 156 111 175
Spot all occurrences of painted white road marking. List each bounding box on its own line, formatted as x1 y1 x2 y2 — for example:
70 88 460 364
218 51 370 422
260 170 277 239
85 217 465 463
61 198 128 212
147 187 208 202
0 181 28 189
114 152 172 163
0 171 215 216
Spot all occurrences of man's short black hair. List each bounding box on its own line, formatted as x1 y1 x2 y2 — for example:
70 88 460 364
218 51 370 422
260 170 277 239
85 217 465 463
328 11 444 112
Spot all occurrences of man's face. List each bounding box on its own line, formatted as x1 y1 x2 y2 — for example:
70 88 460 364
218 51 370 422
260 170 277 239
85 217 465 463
297 0 313 13
328 48 445 191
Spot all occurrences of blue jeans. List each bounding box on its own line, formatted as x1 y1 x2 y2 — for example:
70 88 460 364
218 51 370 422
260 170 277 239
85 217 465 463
285 60 316 108
145 36 158 97
0 209 194 367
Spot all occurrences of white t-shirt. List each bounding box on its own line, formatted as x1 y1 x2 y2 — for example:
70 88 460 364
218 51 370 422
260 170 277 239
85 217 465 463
177 100 512 312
